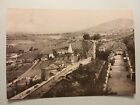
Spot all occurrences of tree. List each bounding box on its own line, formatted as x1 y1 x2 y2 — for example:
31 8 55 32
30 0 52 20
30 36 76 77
52 49 58 57
29 46 33 51
91 34 101 40
83 33 90 40
35 53 43 61
18 50 24 54
96 50 110 60
82 33 91 58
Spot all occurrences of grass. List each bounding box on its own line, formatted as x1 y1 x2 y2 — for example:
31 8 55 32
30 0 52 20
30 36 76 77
41 59 105 97
6 63 32 83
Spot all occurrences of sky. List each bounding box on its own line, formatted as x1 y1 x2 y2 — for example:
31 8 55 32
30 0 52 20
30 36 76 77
7 0 133 10
7 0 134 34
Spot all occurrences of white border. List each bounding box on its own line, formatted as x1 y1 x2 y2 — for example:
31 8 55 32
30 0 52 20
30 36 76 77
0 0 140 105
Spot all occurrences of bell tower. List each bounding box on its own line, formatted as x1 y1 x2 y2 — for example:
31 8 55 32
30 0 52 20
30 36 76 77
68 44 74 64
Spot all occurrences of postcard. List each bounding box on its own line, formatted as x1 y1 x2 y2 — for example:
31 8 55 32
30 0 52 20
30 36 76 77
6 4 135 100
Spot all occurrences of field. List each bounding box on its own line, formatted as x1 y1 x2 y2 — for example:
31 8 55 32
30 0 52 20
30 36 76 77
7 33 83 54
6 33 83 83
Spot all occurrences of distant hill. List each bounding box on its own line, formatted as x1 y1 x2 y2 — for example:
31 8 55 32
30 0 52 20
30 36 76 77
57 19 134 40
78 18 134 35
7 18 134 38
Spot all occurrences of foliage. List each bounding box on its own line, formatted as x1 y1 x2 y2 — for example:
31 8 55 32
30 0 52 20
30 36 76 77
91 34 101 40
96 50 110 60
52 49 58 57
83 33 90 40
123 34 135 71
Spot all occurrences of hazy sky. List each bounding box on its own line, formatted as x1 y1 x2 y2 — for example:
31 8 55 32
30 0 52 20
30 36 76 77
7 9 133 34
7 0 133 34
7 0 133 10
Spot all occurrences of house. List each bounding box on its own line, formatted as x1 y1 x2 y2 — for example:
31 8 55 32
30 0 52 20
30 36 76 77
57 49 68 55
41 54 48 61
6 53 19 65
99 46 106 52
6 60 14 65
48 53 55 59
55 47 68 55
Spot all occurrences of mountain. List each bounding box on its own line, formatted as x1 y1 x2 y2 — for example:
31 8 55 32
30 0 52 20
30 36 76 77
79 18 134 35
7 18 134 38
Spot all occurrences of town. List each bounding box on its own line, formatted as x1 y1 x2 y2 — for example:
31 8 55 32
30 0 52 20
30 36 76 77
6 28 135 99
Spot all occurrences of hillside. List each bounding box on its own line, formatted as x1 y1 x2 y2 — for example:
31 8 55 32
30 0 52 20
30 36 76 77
7 18 134 39
81 18 133 35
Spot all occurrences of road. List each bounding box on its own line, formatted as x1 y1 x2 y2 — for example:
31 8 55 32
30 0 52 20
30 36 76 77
10 57 92 99
7 60 41 87
107 55 135 95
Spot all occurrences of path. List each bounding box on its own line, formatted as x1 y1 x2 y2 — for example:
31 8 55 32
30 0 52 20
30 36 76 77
107 55 135 95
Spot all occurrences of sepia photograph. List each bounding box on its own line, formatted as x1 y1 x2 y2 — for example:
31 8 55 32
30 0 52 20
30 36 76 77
6 8 135 100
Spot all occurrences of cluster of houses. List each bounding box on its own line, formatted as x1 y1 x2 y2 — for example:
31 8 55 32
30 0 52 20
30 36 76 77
6 49 40 71
6 43 79 71
42 44 79 62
